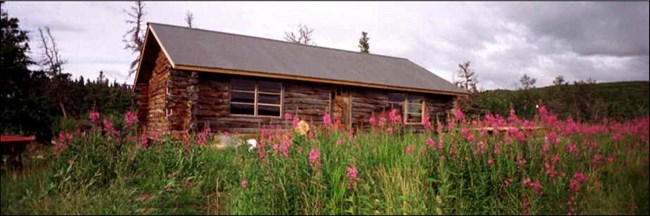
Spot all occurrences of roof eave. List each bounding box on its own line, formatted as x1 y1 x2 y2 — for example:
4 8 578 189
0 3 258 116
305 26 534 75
173 64 467 97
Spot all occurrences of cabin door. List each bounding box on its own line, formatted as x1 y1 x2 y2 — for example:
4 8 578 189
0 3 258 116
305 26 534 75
332 87 352 128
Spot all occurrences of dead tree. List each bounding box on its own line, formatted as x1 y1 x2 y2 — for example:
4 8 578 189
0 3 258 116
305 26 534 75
123 1 146 77
454 61 478 93
284 24 315 45
185 11 194 28
38 26 69 118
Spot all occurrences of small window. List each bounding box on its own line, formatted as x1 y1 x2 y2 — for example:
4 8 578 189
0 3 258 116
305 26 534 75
386 92 424 124
230 79 283 117
258 81 282 92
231 103 255 115
258 105 280 117
387 93 406 111
258 93 281 104
405 96 423 123
231 91 255 103
232 79 256 91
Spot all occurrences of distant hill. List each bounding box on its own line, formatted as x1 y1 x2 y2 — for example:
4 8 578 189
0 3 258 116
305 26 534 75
464 81 649 122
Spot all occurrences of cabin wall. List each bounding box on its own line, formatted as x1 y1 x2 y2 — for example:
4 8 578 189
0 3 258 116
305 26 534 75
193 73 331 134
349 88 454 131
141 68 456 136
144 50 171 133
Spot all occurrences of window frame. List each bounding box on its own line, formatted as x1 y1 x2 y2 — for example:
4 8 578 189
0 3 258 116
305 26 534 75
404 95 425 124
229 78 283 118
387 92 426 125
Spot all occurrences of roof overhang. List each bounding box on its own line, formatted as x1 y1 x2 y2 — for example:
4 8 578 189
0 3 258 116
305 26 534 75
174 64 467 97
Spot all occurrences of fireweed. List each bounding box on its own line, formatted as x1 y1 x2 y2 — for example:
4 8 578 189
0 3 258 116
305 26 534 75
2 106 648 215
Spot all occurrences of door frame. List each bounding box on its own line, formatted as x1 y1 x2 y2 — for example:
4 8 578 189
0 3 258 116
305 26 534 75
331 86 352 128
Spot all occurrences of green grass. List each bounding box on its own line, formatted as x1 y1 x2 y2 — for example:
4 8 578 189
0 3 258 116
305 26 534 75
2 109 649 215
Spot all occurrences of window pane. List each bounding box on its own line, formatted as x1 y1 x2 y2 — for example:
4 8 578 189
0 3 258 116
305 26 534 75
258 105 280 117
232 79 255 91
258 93 281 104
388 93 406 103
259 81 281 92
407 103 422 112
231 103 254 115
231 91 255 103
408 96 423 103
406 113 422 123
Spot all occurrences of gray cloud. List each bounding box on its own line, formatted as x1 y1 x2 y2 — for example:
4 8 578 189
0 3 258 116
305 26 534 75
4 2 648 89
496 2 649 57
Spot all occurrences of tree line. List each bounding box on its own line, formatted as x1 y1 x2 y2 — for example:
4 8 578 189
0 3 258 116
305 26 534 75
1 2 134 143
454 62 649 122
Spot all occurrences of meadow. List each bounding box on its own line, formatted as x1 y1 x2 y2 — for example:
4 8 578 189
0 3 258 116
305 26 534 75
1 105 648 215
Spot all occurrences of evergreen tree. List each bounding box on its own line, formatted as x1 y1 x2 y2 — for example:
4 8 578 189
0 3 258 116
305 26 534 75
358 31 370 53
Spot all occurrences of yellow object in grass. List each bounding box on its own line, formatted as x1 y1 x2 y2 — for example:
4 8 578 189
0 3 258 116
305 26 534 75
295 120 310 135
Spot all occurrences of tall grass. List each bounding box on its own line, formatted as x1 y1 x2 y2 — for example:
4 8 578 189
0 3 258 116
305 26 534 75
2 105 648 215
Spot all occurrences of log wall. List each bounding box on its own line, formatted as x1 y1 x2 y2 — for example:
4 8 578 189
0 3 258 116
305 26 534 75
193 73 331 134
349 88 454 131
144 50 171 133
138 66 455 136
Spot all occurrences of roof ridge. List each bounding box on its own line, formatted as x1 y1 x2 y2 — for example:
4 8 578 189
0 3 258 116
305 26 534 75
148 22 409 61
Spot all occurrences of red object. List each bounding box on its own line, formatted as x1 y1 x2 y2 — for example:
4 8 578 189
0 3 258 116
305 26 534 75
1 135 36 142
1 135 35 169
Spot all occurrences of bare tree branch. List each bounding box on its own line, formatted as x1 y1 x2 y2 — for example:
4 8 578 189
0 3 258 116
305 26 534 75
123 1 146 77
454 61 478 93
185 11 194 28
284 24 315 45
37 26 68 118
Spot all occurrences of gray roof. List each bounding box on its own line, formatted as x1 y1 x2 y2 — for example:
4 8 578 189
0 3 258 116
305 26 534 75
148 23 466 95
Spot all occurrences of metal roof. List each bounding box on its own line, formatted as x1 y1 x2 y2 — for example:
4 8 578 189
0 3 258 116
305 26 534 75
146 23 466 95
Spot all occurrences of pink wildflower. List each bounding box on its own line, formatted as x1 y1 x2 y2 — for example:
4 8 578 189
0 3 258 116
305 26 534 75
54 133 70 152
406 145 413 155
323 112 332 126
422 114 432 130
531 181 544 192
284 112 293 120
453 107 465 122
573 172 588 183
426 138 436 150
567 142 578 155
389 108 402 123
309 149 320 165
487 158 494 165
139 133 149 149
102 119 120 137
592 154 603 164
337 138 344 146
369 115 377 126
517 156 527 166
280 140 291 157
89 110 100 122
569 179 580 192
504 178 512 187
523 178 531 186
241 179 248 188
347 166 358 181
124 111 138 128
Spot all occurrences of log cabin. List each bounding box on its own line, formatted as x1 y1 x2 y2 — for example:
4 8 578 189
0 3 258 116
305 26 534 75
133 23 467 139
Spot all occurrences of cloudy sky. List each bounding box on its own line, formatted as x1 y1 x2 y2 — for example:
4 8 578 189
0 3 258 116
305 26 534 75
5 1 649 90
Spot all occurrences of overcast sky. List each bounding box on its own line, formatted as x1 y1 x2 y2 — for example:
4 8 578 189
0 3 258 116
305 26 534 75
5 1 649 90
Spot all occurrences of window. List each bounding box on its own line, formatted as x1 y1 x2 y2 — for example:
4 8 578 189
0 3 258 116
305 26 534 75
405 95 423 124
386 92 424 124
230 79 282 117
